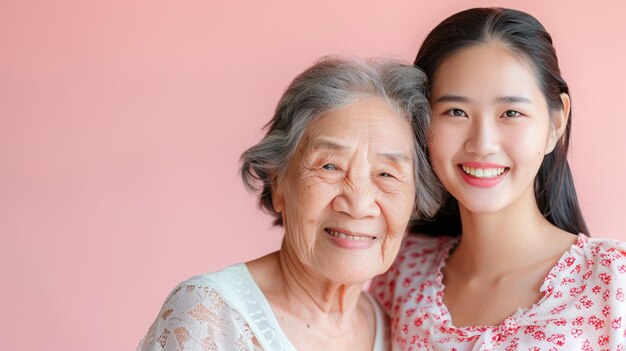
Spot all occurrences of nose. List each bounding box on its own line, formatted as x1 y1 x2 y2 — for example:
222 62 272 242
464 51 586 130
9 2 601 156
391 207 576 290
464 118 500 156
331 172 381 219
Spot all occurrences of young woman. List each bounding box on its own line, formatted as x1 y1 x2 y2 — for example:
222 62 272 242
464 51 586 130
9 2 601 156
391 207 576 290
371 8 626 350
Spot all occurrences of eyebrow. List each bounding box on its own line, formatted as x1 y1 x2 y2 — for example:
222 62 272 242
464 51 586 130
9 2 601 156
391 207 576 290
433 94 471 104
309 138 411 164
433 94 532 104
494 96 532 104
377 152 411 164
309 138 350 151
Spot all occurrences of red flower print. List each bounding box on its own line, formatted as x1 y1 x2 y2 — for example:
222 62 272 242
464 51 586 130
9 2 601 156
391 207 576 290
524 326 539 334
418 281 432 293
599 272 612 285
547 333 565 346
574 264 582 273
579 295 593 308
602 305 611 317
551 304 566 315
504 337 519 351
571 328 583 337
612 317 622 330
573 316 584 326
569 284 587 297
588 315 605 330
374 235 626 351
598 335 609 346
501 318 519 335
617 288 625 302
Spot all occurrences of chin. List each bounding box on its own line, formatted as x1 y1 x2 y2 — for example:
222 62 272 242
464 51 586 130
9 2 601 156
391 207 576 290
323 262 380 285
458 198 507 215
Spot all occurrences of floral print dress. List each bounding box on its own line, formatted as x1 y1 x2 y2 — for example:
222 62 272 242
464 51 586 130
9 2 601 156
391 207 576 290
370 235 626 350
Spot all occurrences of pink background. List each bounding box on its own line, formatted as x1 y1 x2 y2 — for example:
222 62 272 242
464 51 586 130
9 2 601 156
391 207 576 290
2 1 625 350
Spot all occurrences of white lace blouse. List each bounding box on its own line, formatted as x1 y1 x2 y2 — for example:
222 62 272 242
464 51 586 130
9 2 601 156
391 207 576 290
138 263 388 351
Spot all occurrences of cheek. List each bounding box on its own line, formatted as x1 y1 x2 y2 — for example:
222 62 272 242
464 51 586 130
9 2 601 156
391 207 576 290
428 140 456 183
380 189 414 230
428 124 460 168
291 181 338 217
504 126 549 166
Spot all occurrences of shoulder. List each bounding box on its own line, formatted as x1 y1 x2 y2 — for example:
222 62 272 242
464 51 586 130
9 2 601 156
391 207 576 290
181 263 250 291
572 236 626 340
576 236 626 269
552 235 626 303
137 263 265 351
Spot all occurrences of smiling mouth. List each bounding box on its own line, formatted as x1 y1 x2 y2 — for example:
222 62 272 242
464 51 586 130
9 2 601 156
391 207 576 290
324 228 377 241
460 165 508 178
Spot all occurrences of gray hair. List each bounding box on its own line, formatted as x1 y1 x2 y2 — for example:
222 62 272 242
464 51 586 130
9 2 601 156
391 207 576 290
240 56 443 226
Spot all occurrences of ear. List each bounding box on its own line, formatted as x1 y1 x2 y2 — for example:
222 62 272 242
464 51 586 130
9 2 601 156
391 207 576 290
545 93 570 154
271 177 285 213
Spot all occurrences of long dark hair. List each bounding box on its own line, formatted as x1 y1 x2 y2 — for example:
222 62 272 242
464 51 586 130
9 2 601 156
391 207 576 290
411 7 589 236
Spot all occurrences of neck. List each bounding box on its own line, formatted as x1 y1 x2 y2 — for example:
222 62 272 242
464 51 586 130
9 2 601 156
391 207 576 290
276 241 364 319
452 186 564 277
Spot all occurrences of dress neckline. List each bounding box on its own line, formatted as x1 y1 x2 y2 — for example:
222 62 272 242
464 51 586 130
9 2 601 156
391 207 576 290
432 234 586 333
238 263 387 351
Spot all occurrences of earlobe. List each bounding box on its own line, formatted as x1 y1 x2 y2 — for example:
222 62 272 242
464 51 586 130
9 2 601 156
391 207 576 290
545 93 570 154
271 181 284 213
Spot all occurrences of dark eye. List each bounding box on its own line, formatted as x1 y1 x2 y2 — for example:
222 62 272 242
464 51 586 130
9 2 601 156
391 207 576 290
322 163 338 171
446 109 467 117
380 172 395 178
502 110 521 118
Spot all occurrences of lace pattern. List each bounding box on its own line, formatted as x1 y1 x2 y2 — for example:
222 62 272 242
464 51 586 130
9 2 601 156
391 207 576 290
137 264 295 351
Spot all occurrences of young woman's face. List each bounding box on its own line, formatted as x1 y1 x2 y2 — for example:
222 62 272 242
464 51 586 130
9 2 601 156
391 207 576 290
428 43 566 214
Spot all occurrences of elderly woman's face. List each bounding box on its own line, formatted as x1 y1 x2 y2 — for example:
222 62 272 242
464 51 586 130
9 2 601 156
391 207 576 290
273 97 416 283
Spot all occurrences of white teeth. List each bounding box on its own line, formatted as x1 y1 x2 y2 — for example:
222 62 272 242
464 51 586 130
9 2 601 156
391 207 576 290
461 165 506 178
326 230 375 241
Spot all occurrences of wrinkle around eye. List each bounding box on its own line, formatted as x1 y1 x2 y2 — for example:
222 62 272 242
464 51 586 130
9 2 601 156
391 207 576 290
375 174 412 194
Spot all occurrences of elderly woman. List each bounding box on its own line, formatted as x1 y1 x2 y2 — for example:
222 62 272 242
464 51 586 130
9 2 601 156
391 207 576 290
137 57 441 351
